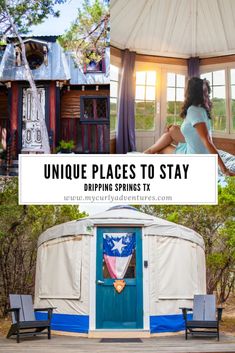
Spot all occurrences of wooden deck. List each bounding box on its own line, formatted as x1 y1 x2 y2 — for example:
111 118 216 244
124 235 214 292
0 333 235 352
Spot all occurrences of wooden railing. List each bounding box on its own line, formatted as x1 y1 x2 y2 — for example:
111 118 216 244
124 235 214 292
61 118 109 153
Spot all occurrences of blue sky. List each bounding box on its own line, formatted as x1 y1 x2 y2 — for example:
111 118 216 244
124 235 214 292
30 0 84 36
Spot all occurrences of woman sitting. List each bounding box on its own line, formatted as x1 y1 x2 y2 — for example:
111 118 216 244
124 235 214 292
144 77 235 176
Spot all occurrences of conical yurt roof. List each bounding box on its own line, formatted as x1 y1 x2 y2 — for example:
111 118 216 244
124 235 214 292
38 206 204 249
111 0 235 58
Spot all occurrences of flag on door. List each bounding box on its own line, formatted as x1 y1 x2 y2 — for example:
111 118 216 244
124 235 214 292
103 233 136 279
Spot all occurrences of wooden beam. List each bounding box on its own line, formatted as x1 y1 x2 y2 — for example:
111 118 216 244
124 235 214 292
200 54 235 65
111 46 235 67
110 137 116 154
111 46 122 59
111 46 187 66
213 137 235 153
135 53 187 65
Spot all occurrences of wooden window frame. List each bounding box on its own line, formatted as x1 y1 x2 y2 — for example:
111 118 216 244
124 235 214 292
133 62 187 151
165 72 185 126
110 64 119 133
84 51 106 74
80 96 110 125
135 70 157 132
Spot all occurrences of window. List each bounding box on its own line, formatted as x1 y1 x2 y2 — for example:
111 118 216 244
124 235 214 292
135 71 156 131
38 237 82 299
81 97 108 122
102 233 136 279
200 70 226 132
84 50 105 73
27 52 44 70
15 40 48 70
166 73 185 126
230 69 235 132
103 252 136 279
86 60 103 72
110 65 119 132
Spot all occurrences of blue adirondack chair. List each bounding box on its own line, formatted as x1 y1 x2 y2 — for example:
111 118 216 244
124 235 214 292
181 294 223 340
6 294 55 343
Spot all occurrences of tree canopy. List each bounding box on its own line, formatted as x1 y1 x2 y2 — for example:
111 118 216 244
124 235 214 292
59 0 109 65
0 0 65 37
0 178 87 315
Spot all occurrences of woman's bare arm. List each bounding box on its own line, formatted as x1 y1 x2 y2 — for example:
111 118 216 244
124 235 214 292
194 122 235 176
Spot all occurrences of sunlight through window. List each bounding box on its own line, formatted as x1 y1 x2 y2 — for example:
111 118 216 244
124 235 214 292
230 69 235 132
166 73 185 126
201 70 226 132
135 71 156 131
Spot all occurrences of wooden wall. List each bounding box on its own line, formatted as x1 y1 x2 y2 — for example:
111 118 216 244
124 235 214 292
213 137 235 155
200 55 235 66
61 88 110 120
0 90 8 119
110 137 116 153
60 87 110 153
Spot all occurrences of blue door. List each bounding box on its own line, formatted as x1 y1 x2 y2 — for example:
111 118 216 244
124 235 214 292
96 227 143 329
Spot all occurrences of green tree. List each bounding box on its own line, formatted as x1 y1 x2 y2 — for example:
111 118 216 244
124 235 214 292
135 178 235 303
0 178 87 315
59 0 109 65
0 0 65 36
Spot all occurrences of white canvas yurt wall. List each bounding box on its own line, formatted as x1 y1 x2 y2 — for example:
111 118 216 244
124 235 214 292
34 206 206 334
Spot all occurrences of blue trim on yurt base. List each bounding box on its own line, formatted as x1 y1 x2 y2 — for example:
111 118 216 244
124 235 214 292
35 312 89 333
35 312 192 334
150 314 193 333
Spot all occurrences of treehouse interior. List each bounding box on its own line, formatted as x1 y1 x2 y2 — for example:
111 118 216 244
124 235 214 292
110 0 235 155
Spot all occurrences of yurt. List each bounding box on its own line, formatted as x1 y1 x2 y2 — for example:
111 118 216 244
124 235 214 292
34 206 206 336
110 0 235 156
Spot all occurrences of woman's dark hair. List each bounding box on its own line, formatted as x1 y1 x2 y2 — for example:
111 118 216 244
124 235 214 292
180 77 212 119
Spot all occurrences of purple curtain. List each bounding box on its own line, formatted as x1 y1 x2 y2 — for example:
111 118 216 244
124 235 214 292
116 49 136 153
187 57 200 78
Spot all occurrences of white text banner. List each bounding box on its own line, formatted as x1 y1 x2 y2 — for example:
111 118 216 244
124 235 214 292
19 154 218 205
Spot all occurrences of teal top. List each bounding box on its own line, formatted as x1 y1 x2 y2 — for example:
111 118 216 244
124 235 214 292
175 105 212 154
